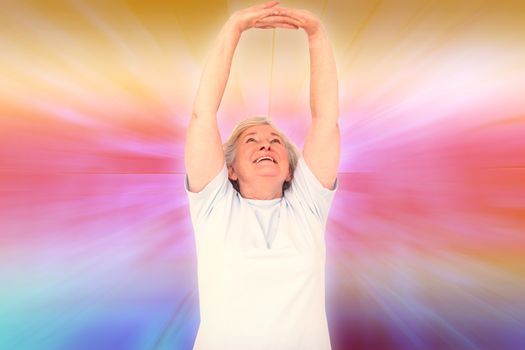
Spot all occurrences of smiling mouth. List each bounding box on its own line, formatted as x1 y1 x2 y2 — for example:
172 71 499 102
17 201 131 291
254 156 277 164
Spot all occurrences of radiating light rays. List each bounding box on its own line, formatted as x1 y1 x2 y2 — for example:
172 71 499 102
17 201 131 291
0 172 197 349
0 0 200 137
326 104 525 347
331 123 525 244
0 3 117 108
69 0 183 112
342 46 524 130
327 247 525 349
335 0 525 147
1 0 525 349
339 0 383 73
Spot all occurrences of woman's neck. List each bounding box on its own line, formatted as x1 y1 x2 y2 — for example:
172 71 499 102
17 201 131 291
238 180 283 200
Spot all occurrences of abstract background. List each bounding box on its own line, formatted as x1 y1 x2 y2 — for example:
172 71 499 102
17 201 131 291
1 0 524 349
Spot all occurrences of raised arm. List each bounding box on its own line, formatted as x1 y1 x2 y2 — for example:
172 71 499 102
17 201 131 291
303 15 340 189
258 9 340 189
185 1 286 192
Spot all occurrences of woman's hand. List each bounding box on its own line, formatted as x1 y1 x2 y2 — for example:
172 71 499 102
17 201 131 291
228 1 288 34
254 7 323 37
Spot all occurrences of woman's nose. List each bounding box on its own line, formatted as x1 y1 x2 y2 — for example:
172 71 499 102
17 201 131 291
259 142 271 150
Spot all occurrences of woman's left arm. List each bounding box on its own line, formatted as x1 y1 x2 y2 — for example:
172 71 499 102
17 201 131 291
258 10 340 189
303 16 340 189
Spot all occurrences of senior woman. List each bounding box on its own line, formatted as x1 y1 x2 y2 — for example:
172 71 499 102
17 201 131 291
185 1 340 349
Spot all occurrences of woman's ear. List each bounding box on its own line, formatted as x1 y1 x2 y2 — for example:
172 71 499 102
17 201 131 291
228 166 238 181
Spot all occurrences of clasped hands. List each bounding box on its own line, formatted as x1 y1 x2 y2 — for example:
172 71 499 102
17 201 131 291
229 0 322 37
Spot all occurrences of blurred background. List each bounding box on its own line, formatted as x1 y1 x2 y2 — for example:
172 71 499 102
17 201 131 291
1 0 524 349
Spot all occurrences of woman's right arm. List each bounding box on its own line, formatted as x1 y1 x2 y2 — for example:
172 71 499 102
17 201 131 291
185 1 283 193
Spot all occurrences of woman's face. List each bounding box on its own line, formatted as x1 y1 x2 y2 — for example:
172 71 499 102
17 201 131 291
228 124 291 188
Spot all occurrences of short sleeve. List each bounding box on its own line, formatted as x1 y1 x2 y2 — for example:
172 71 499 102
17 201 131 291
287 156 338 223
185 164 233 227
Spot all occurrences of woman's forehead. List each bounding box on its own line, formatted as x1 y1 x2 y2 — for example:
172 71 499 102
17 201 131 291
240 124 281 137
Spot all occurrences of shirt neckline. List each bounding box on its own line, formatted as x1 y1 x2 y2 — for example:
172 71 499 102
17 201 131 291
244 197 282 206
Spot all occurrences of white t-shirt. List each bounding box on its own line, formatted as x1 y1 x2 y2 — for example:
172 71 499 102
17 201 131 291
185 157 337 350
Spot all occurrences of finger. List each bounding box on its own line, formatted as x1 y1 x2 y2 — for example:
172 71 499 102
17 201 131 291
254 24 277 29
273 23 299 29
255 19 299 29
254 22 298 29
269 7 306 23
257 15 303 28
254 7 285 22
259 0 279 9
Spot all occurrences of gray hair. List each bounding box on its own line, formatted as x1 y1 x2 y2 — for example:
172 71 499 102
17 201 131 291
223 116 299 193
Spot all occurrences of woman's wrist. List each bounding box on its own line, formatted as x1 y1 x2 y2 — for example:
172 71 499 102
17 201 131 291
307 24 327 43
221 16 243 41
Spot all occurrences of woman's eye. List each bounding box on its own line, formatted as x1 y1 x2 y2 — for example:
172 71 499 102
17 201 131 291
271 139 281 144
246 138 256 143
